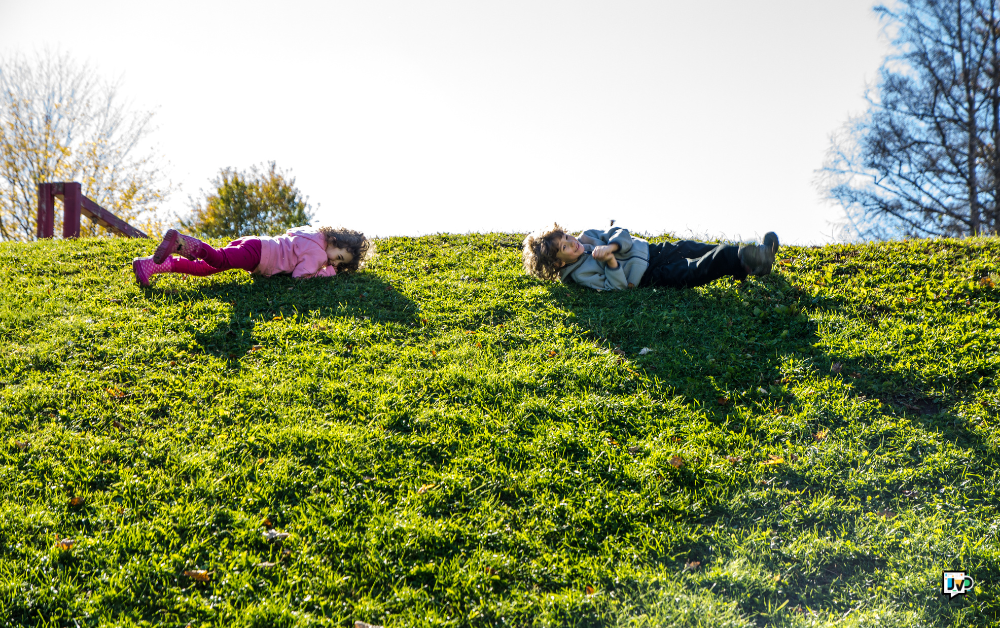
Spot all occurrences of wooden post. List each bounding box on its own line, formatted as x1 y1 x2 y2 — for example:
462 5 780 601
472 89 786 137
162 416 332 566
62 182 82 239
36 183 55 239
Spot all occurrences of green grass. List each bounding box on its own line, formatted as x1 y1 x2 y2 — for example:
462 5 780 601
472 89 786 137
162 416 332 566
1 233 999 627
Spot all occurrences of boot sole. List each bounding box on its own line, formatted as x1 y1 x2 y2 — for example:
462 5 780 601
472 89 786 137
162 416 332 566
152 229 179 264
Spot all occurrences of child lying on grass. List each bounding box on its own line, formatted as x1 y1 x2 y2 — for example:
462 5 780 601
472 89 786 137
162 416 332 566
132 226 371 287
522 223 778 290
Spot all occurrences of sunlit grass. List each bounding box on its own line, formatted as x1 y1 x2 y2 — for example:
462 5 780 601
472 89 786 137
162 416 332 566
1 234 998 627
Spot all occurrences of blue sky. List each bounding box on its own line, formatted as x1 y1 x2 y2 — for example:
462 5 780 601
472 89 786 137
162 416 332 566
0 0 888 243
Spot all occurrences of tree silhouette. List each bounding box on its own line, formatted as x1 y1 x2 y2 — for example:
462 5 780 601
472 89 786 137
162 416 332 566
820 0 1000 239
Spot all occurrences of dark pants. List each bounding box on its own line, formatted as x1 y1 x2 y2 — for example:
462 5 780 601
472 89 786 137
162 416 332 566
638 240 747 288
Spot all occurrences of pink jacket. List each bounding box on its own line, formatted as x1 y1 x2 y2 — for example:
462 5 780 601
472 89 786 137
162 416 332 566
255 227 337 278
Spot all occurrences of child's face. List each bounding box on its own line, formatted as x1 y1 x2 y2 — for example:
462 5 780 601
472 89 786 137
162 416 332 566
554 234 585 267
326 244 354 268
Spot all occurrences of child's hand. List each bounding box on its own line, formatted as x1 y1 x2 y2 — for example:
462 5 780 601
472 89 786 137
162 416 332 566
592 244 620 269
591 245 611 261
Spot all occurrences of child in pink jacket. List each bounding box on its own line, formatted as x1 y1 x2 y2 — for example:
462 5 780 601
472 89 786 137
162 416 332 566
132 226 371 287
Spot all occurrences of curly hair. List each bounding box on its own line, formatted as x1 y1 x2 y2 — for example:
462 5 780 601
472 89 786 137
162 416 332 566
318 227 374 273
522 222 569 281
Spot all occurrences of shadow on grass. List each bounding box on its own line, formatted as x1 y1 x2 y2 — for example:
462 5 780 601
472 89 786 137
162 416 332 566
550 272 837 415
140 271 419 366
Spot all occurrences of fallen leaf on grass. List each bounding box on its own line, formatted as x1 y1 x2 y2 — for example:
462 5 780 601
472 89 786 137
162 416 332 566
904 297 917 303
55 538 74 551
607 438 619 447
628 446 641 454
980 276 995 288
106 387 126 399
725 456 743 465
184 570 211 582
717 397 730 406
256 562 277 569
418 483 437 494
585 585 596 595
612 347 626 356
263 530 290 542
669 456 684 468
355 621 384 628
763 455 785 465
547 350 557 358
831 362 843 374
112 421 125 432
14 440 28 450
69 496 85 507
877 510 896 519
638 347 651 355
684 561 701 571
260 516 273 528
814 429 829 441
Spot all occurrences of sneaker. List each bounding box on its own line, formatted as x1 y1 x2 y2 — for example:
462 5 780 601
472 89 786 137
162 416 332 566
132 256 171 287
739 231 779 276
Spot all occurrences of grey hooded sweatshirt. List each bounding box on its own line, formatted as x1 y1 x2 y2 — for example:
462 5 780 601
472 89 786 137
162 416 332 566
558 227 650 291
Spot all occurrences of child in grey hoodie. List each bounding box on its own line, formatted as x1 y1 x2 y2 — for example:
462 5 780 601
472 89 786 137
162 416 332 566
522 223 778 290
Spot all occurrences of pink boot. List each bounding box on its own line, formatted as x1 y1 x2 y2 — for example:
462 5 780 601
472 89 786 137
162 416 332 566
153 229 205 263
132 256 172 287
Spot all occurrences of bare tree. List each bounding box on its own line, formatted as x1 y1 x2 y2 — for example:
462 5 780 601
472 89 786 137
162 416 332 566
0 50 169 241
820 0 1000 240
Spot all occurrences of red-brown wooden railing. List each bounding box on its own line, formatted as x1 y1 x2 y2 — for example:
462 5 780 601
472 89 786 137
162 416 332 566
37 182 149 239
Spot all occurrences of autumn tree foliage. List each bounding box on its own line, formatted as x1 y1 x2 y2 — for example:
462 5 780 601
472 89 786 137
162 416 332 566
820 0 1000 239
0 50 168 241
183 162 315 238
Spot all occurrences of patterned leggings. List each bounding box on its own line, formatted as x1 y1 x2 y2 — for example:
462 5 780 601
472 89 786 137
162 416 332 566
170 237 262 276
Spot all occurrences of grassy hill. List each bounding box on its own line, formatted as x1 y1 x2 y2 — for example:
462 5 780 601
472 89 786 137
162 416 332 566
1 233 998 627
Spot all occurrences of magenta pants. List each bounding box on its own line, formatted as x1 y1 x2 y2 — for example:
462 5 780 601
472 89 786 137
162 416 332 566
170 237 262 276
